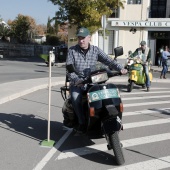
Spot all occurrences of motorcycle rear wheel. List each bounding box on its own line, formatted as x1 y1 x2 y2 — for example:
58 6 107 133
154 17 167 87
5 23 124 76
109 132 125 165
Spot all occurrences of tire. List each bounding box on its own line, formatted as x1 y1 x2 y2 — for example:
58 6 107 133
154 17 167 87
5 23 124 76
142 85 146 89
109 132 125 165
127 81 134 92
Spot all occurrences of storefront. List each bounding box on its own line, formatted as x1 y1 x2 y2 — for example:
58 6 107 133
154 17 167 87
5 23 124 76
148 31 170 65
100 20 170 65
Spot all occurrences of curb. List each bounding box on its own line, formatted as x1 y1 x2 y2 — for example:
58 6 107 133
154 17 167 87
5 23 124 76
0 77 65 105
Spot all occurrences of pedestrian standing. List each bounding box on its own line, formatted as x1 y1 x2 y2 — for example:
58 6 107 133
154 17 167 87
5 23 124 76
160 46 170 79
157 45 164 67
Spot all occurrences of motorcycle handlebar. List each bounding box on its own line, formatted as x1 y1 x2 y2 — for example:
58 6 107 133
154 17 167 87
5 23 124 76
80 69 122 85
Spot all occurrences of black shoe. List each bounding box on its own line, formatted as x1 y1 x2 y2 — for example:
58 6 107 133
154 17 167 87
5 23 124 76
147 87 150 92
74 124 87 134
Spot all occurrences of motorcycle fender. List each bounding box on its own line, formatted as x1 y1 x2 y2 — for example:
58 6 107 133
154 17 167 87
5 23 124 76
149 72 153 81
105 105 118 116
102 117 122 134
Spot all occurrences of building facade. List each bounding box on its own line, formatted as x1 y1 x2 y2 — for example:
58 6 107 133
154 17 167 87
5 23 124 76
68 0 170 66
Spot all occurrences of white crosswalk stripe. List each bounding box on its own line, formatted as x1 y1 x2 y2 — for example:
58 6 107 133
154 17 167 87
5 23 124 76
124 100 170 107
120 90 170 96
123 109 170 116
123 95 170 101
124 118 170 129
108 156 170 170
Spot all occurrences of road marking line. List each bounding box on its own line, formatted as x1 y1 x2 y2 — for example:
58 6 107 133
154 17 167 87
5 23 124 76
56 133 170 160
120 91 170 96
123 95 170 101
33 130 72 170
108 156 170 170
124 118 170 129
124 100 170 107
123 108 170 116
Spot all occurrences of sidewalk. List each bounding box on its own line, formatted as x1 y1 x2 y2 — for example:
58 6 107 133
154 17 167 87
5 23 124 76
0 64 169 105
0 77 65 105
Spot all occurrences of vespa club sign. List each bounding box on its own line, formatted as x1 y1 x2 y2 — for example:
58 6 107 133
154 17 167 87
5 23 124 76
111 21 170 27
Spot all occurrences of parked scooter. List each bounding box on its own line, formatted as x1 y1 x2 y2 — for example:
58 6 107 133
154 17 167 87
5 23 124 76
60 47 125 165
46 47 55 66
126 56 152 92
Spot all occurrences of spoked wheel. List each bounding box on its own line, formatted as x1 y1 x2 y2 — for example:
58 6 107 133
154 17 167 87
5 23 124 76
109 132 125 165
127 81 134 92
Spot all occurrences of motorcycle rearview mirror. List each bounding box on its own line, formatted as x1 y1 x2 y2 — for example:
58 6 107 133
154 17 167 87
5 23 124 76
114 46 123 60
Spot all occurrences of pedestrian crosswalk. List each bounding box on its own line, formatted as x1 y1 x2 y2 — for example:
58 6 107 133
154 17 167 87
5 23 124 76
56 133 170 160
108 156 170 170
56 87 170 169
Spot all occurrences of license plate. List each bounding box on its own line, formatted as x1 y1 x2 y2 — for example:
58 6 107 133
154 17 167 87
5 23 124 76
88 88 119 103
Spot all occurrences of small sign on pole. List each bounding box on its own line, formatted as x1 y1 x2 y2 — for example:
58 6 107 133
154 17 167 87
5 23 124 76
41 49 55 147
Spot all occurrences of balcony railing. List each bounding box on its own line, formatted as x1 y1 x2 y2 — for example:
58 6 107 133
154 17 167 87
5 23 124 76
148 6 170 18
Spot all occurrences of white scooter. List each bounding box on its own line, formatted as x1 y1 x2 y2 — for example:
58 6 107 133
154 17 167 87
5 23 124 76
46 47 55 66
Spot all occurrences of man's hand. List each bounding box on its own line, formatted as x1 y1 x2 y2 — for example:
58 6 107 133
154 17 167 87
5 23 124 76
75 79 84 87
120 68 128 75
143 61 148 66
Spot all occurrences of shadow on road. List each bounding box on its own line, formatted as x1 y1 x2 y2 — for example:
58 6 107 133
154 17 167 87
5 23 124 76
0 112 63 142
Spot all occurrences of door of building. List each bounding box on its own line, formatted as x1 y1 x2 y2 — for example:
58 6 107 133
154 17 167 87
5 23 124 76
149 39 156 65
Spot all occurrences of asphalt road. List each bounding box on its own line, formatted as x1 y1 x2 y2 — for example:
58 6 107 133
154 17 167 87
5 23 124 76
0 59 170 170
0 60 66 84
0 59 169 84
0 81 170 170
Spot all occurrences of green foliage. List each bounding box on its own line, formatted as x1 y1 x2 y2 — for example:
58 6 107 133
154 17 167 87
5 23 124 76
50 0 125 33
46 34 60 45
39 54 48 61
10 15 31 43
47 17 59 35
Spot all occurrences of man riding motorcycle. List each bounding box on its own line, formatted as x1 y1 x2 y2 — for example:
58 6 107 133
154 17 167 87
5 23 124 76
66 27 127 134
131 41 151 92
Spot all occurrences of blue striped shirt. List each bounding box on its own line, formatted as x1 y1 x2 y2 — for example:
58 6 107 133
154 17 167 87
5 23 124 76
66 44 123 85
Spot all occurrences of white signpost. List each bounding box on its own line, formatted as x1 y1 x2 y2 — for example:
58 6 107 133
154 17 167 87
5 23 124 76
41 49 55 147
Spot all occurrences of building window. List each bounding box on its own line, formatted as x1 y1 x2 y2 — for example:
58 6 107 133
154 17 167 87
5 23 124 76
149 0 167 18
127 0 141 4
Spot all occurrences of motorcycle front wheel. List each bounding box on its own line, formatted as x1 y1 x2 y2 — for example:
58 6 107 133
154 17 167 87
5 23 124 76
109 132 125 165
127 81 134 92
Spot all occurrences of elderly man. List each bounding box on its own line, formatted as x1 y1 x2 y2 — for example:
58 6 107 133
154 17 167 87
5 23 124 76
66 27 127 134
131 41 151 92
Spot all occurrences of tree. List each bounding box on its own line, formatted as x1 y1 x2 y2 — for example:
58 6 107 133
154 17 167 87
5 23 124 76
8 14 46 43
49 0 125 33
9 14 31 43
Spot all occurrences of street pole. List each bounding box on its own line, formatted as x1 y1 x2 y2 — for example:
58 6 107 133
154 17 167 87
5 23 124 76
41 49 55 147
48 50 52 142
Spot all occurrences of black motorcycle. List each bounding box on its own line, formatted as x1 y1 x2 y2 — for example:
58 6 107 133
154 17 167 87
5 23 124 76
60 47 125 165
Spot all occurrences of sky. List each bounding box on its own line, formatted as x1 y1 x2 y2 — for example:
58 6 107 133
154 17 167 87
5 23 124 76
0 0 58 25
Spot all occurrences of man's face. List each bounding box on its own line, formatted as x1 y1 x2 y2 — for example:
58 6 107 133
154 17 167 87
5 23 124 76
78 35 91 49
141 44 146 50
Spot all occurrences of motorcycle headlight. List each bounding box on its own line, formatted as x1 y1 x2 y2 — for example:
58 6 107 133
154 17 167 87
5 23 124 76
91 72 108 83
